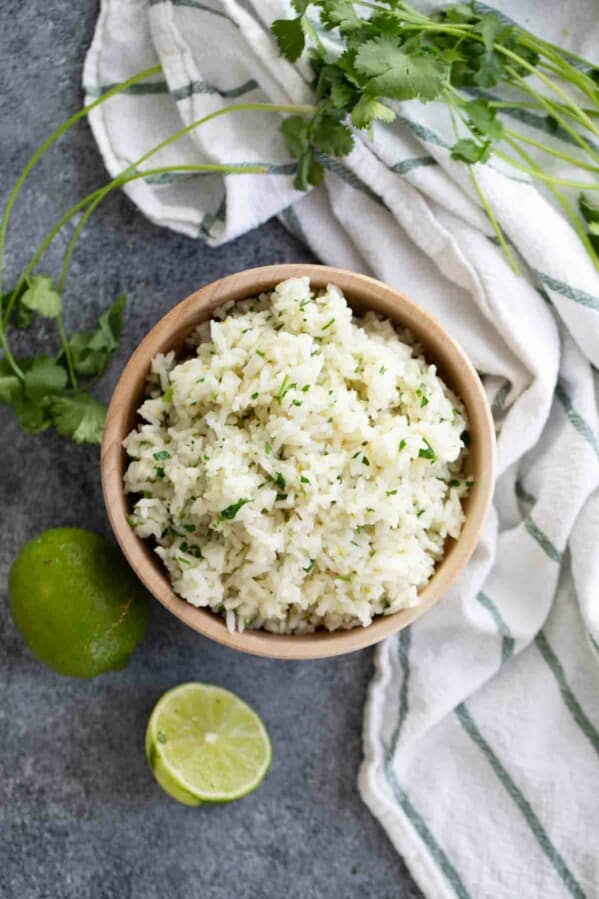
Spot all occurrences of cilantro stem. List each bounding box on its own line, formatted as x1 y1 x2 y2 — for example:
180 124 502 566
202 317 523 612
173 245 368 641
0 327 23 380
503 138 599 269
518 33 594 72
132 101 315 177
496 46 599 140
468 165 519 274
353 0 428 22
396 1 433 21
504 67 599 166
493 144 599 190
57 192 105 294
536 60 597 102
489 100 599 120
353 1 389 9
398 22 473 35
447 95 519 274
528 47 599 104
4 165 268 326
4 103 315 321
504 129 599 174
0 64 162 299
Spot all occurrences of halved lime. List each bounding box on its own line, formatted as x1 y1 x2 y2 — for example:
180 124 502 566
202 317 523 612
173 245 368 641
145 683 272 804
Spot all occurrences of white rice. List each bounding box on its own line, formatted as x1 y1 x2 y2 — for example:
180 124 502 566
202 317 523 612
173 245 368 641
123 277 471 634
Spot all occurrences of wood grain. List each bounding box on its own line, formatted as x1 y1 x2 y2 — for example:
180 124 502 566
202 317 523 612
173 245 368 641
101 264 495 659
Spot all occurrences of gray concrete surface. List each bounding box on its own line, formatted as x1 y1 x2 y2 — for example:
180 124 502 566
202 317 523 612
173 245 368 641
0 3 422 897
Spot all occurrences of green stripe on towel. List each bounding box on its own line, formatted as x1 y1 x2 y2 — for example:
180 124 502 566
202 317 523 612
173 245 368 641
456 703 588 899
172 78 258 101
198 193 226 239
319 155 385 206
391 155 437 175
393 115 449 149
555 381 599 459
84 80 170 98
384 761 475 899
86 78 258 102
384 631 475 898
515 480 536 506
535 632 599 757
387 628 412 756
143 161 294 186
533 271 599 312
524 517 562 563
476 591 514 663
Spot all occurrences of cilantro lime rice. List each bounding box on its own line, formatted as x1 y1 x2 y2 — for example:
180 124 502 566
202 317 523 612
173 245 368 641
124 277 471 634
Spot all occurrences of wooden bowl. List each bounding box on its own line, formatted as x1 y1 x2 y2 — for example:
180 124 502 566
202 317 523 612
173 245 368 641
102 264 494 659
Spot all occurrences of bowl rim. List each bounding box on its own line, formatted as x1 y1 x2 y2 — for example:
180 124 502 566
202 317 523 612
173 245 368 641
101 264 495 660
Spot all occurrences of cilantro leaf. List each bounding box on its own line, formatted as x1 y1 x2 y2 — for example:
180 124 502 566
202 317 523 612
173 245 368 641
450 138 491 164
68 330 107 377
476 12 504 53
68 294 126 377
280 117 327 190
474 50 505 88
470 16 511 89
0 374 20 404
440 3 476 23
351 95 395 129
464 98 504 140
418 438 437 461
330 80 357 109
280 116 310 159
307 156 325 187
15 300 34 328
355 40 448 101
87 293 126 355
15 397 52 433
272 16 305 61
579 193 599 226
313 116 354 156
0 360 22 404
49 392 106 445
1 286 34 329
24 356 68 401
220 498 251 520
579 193 599 253
320 0 362 33
20 275 62 319
334 49 366 91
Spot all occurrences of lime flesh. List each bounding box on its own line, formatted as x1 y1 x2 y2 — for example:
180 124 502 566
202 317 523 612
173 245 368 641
146 683 272 804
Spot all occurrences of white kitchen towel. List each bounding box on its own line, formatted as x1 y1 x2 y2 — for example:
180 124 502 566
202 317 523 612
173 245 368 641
84 2 599 896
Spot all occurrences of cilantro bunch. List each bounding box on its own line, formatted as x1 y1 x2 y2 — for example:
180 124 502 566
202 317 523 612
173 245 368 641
273 0 599 273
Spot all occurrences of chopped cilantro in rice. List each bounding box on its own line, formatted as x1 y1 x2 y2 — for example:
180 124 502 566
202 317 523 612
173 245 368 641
124 278 470 634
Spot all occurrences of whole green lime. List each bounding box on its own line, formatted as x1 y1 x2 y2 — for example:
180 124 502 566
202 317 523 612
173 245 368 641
8 527 148 678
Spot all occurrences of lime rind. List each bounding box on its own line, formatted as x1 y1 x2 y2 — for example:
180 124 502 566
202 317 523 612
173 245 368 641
8 528 148 678
146 683 272 804
145 728 202 806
